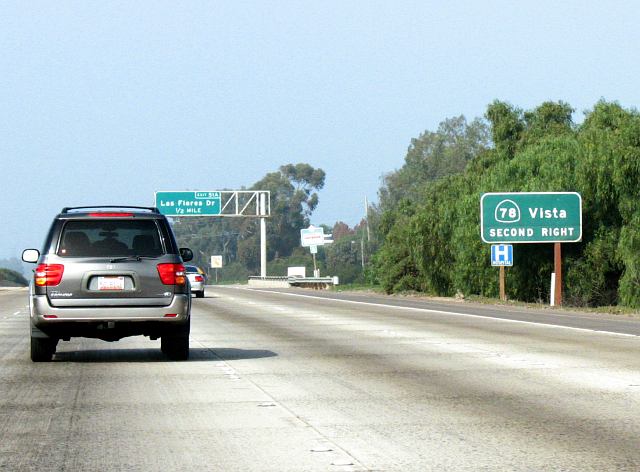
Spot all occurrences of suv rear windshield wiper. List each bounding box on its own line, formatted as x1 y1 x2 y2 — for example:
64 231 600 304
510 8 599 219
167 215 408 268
109 255 160 263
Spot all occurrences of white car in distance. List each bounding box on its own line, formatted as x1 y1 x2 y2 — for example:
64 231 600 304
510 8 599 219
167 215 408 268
185 265 206 298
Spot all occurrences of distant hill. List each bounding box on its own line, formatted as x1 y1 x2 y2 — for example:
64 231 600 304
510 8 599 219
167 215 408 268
0 257 30 278
0 268 28 287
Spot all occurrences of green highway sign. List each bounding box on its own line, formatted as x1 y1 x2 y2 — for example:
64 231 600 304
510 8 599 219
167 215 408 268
481 192 582 243
155 191 221 216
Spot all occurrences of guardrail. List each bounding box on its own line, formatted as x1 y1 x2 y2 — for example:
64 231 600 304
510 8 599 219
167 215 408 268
288 276 338 290
247 276 290 288
247 276 339 290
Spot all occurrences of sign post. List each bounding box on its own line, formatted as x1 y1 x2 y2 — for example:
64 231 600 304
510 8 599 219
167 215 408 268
554 243 562 306
310 245 318 276
481 192 582 306
491 244 513 301
259 192 267 277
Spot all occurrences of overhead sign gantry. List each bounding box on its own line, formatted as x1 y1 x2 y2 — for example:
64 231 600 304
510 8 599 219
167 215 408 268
155 191 270 217
155 190 270 277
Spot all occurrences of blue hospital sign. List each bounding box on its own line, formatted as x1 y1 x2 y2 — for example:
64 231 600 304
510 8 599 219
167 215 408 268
491 244 513 266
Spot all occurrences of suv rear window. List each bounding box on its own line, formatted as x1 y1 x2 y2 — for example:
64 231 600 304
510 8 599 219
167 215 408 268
57 220 164 257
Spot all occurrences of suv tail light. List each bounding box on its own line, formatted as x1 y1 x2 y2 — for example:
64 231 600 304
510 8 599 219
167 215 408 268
157 263 186 285
35 264 64 286
194 275 204 282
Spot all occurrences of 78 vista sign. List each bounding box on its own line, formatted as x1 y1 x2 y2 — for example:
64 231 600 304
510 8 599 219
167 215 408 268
481 192 582 243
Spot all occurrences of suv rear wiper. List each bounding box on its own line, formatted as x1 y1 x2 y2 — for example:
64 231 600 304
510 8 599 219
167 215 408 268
109 255 158 263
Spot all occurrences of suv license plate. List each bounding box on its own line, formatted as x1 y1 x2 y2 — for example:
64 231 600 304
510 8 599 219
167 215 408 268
98 276 125 291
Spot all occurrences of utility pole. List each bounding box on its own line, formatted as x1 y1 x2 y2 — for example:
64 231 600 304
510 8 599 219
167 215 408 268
364 196 371 243
361 196 370 272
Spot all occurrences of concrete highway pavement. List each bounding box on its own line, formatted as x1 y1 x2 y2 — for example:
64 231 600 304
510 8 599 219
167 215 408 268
1 286 640 470
261 287 640 336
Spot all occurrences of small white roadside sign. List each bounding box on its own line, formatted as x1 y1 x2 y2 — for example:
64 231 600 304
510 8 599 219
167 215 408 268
300 225 325 247
210 255 223 268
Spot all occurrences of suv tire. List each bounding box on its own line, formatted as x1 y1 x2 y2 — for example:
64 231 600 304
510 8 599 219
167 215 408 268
30 337 56 362
161 335 189 360
161 318 190 360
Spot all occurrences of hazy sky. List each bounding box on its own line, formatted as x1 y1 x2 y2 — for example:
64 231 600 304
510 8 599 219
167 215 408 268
2 1 639 259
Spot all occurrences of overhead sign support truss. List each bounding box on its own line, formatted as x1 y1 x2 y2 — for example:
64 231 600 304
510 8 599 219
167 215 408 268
219 191 271 217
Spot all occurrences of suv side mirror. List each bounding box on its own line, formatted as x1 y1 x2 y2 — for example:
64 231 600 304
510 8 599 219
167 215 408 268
179 248 193 262
22 249 40 263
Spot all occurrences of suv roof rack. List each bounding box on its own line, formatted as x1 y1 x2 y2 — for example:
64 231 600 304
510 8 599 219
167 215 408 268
61 206 160 214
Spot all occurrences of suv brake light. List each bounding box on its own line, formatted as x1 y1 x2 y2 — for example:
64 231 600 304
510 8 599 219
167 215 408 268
89 212 134 217
35 264 64 286
157 263 186 285
194 275 204 282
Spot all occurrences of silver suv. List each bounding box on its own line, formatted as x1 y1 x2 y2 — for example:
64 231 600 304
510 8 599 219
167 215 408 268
22 206 193 362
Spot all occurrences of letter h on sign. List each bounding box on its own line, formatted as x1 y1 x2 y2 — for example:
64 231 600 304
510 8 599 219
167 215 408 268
491 244 513 267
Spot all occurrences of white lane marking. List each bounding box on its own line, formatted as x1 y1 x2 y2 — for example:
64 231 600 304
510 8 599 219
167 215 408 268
229 287 639 339
12 311 20 316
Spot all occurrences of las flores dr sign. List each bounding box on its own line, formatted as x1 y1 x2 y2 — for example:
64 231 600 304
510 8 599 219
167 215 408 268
481 192 582 243
155 191 222 216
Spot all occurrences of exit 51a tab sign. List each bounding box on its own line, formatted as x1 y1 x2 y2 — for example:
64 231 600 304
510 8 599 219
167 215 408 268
481 192 582 243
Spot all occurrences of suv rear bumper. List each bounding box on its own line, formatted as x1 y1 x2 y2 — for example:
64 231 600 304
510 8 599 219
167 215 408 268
32 294 190 323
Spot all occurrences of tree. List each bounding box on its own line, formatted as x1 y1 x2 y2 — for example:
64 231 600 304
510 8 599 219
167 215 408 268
374 99 640 307
0 268 28 287
332 221 353 241
279 163 326 217
485 100 524 158
522 101 574 142
249 163 326 264
379 115 490 211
